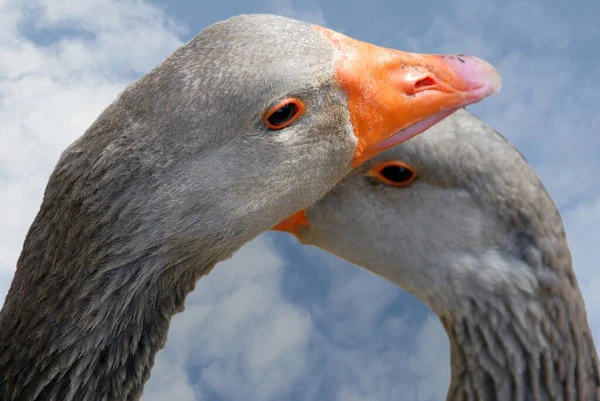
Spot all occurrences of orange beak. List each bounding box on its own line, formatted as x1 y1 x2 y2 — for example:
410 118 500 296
272 210 309 237
315 26 502 167
274 26 502 236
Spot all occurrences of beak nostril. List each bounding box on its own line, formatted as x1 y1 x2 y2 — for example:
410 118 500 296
414 76 437 91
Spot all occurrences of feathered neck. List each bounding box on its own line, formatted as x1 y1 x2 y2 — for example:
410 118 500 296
439 233 600 401
0 137 232 401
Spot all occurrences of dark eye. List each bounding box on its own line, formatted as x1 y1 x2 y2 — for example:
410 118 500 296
369 161 416 187
380 165 413 182
268 103 295 125
264 98 305 130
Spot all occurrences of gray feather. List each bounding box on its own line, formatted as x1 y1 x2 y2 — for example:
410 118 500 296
0 14 358 401
299 108 600 401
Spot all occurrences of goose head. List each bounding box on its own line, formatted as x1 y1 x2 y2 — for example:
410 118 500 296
273 108 599 401
273 108 570 315
74 13 500 253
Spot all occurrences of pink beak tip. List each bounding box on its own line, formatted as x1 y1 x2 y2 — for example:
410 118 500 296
449 55 503 100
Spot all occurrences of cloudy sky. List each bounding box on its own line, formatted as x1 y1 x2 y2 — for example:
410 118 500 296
0 0 598 400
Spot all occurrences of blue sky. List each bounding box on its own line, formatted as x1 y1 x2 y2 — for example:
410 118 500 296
0 0 598 400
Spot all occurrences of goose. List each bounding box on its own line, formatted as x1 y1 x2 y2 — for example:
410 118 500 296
274 108 600 400
0 14 501 401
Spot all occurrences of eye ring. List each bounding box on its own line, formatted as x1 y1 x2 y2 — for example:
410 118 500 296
264 98 305 130
368 161 416 187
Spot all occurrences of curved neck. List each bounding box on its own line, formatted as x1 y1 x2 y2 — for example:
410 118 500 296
440 277 600 401
0 226 216 401
0 160 232 401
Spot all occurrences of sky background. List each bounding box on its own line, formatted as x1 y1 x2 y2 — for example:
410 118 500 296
0 0 598 400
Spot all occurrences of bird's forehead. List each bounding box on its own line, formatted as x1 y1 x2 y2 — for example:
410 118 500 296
207 14 333 60
194 16 336 101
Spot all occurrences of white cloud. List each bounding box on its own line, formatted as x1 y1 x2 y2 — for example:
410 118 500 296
409 315 450 401
146 237 314 401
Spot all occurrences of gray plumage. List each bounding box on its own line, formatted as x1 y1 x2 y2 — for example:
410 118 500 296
0 10 504 398
0 14 359 401
294 108 600 401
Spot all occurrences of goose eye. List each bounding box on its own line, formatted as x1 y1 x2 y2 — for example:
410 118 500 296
369 161 416 187
264 98 305 130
